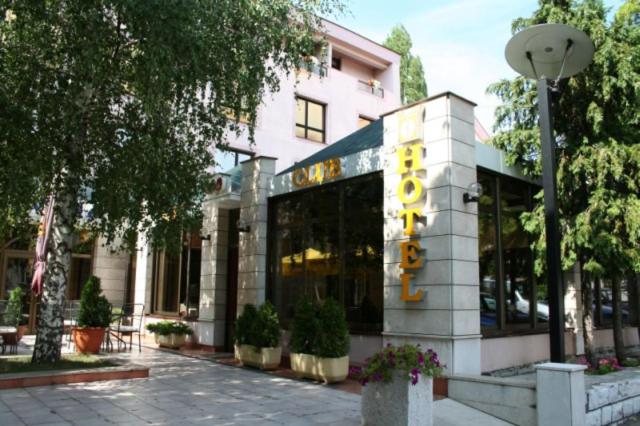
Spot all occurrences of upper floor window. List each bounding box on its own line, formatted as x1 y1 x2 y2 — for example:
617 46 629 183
358 116 374 129
331 56 342 70
295 97 325 143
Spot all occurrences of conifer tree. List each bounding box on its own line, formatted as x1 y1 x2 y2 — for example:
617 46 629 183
383 25 427 104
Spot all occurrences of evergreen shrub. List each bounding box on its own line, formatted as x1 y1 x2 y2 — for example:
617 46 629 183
77 276 111 328
235 302 281 349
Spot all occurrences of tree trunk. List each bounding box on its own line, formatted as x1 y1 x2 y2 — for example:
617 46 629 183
32 192 76 364
612 276 626 362
581 268 596 367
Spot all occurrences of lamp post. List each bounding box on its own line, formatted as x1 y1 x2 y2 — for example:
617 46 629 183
505 24 594 363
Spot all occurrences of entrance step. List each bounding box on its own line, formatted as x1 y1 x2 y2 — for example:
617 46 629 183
434 398 514 425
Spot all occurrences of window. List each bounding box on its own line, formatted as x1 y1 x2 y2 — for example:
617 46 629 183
152 232 202 318
331 56 342 70
295 97 325 143
478 170 544 336
358 116 374 129
214 148 252 172
268 173 383 333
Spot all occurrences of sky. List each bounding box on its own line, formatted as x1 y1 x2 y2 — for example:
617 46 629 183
333 0 626 133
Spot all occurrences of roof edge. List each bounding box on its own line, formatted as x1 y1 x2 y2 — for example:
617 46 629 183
381 92 478 117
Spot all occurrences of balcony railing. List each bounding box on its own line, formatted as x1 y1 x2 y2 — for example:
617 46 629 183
298 61 328 78
357 80 384 98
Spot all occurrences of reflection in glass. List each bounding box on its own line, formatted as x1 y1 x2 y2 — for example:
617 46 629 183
478 172 498 329
269 173 383 332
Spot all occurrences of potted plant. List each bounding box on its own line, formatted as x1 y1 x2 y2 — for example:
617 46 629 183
72 276 111 354
234 302 281 370
1 286 28 345
350 343 443 426
290 298 350 383
146 321 193 349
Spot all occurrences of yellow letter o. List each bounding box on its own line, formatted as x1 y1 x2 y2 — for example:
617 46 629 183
397 176 423 204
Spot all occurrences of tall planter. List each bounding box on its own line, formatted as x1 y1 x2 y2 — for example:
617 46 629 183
361 371 433 426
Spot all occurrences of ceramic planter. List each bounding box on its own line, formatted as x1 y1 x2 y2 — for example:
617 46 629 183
72 327 106 354
234 344 282 370
361 371 433 426
290 353 349 383
154 333 187 349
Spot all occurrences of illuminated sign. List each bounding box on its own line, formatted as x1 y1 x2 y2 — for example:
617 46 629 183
291 158 342 188
397 109 426 302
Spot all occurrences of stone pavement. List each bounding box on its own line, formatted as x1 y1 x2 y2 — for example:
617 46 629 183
0 348 509 425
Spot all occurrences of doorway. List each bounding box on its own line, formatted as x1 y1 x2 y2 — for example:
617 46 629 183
224 209 240 351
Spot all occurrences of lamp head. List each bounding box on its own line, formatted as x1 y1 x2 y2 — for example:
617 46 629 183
505 23 594 80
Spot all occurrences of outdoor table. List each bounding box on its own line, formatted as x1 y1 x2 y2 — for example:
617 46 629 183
0 325 18 354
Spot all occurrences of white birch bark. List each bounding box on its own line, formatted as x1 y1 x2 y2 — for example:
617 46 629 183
32 192 75 363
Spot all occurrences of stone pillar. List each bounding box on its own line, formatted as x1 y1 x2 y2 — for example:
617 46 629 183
133 233 151 311
382 93 481 375
237 157 275 314
564 264 584 355
535 363 586 426
198 203 229 347
93 236 130 306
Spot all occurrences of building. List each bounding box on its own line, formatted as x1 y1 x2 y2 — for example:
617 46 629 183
1 20 636 374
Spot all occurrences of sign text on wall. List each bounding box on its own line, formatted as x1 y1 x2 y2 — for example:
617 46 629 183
292 158 342 188
396 108 426 302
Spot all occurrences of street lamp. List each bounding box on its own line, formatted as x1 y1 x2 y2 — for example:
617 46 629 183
505 23 594 363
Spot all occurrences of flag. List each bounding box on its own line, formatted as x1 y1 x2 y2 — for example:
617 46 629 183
31 196 55 295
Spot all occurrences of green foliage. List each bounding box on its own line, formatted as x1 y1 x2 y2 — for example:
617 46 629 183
349 344 443 386
383 25 427 104
289 298 318 354
145 321 193 336
3 286 25 327
0 0 345 250
77 276 111 328
487 0 640 280
289 297 350 357
235 302 281 349
314 298 350 358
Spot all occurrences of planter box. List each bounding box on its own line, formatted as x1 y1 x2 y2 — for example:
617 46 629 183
154 333 187 349
290 352 349 383
234 344 281 370
361 371 433 426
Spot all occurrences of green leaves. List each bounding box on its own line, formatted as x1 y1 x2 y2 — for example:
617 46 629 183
235 302 281 349
77 276 111 328
487 0 640 278
383 25 427 104
0 0 344 250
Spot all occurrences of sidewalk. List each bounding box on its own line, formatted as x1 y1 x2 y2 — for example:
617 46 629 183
0 345 510 425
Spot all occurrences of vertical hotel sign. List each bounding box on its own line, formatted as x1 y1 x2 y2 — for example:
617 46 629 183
396 107 426 302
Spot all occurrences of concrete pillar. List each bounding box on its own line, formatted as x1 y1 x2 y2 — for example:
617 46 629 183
236 157 275 313
134 233 150 311
382 93 481 375
198 203 229 347
565 264 584 355
535 363 586 426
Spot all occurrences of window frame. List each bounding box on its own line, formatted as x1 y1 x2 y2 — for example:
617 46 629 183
295 96 326 143
477 167 545 338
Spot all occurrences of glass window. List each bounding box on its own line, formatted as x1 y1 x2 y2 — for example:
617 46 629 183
268 173 383 333
153 232 202 318
214 148 252 172
477 170 543 335
295 97 325 143
331 56 342 70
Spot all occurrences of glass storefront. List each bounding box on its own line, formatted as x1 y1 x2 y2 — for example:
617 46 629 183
268 173 383 333
478 169 546 336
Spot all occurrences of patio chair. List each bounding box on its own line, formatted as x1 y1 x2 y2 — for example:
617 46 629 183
111 303 144 352
64 300 81 348
0 300 18 355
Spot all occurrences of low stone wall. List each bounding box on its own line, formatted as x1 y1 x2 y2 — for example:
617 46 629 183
586 372 640 426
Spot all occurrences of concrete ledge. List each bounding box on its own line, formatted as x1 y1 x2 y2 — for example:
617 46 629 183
0 364 149 389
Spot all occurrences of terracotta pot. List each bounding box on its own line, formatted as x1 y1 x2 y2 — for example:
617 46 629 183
72 327 106 354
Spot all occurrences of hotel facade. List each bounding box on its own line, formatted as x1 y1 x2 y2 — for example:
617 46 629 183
1 20 637 374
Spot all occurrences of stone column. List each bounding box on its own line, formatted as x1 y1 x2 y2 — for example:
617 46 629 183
92 236 130 306
536 363 587 426
236 157 275 314
133 233 151 311
382 93 481 375
198 203 229 347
